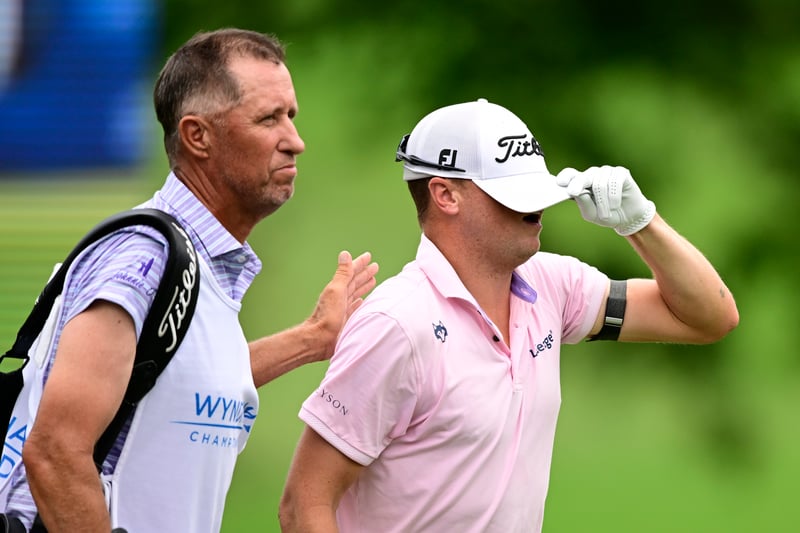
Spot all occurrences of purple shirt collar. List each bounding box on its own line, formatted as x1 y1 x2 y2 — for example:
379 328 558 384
152 173 262 272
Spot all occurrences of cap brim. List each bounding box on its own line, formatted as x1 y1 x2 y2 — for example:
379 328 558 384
472 172 572 213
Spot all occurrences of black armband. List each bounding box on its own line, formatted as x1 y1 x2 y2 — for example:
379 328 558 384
589 280 627 341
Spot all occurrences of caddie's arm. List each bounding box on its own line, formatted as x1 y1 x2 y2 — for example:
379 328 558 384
249 251 378 388
23 301 136 532
556 166 739 344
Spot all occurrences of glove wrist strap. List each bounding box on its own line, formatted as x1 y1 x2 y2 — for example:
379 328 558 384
615 200 656 236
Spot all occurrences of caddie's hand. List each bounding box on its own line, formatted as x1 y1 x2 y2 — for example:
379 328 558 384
337 250 379 321
555 165 656 236
307 251 379 359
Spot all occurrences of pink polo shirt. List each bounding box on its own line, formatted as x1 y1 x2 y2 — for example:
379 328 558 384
299 234 607 532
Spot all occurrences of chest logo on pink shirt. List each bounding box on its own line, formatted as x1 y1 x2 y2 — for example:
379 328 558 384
432 321 448 343
529 330 555 358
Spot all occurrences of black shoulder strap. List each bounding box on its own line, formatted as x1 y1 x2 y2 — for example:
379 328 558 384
90 209 200 468
0 208 200 469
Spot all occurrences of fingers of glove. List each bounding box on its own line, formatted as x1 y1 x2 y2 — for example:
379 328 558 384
556 168 595 197
573 193 599 222
555 167 577 187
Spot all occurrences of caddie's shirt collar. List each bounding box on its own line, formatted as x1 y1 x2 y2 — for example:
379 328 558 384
415 233 538 305
151 173 262 307
155 173 260 267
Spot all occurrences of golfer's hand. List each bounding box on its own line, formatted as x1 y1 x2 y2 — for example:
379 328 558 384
308 251 379 359
556 165 656 236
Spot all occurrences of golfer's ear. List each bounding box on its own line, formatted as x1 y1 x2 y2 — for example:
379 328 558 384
428 177 461 216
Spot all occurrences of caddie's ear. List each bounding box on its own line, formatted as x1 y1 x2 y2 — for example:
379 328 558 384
428 177 462 216
177 115 212 159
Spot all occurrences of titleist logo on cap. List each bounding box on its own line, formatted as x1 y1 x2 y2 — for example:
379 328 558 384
495 134 544 163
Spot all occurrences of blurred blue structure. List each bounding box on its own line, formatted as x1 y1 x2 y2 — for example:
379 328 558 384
0 0 158 172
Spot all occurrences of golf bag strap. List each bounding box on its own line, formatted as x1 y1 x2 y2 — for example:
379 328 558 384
89 209 200 468
0 514 26 533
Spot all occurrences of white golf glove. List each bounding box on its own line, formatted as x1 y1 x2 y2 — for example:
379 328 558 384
555 165 656 236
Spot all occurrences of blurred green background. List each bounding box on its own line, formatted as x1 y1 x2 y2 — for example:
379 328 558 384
2 0 799 531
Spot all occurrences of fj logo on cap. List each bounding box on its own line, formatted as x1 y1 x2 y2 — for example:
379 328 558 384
438 149 459 168
495 134 544 163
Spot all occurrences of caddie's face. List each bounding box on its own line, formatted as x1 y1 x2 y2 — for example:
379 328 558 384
209 56 305 223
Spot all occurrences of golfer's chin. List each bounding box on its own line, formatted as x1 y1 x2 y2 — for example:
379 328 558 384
505 247 538 271
517 241 541 265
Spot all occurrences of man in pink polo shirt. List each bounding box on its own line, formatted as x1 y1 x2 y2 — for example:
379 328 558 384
279 99 739 532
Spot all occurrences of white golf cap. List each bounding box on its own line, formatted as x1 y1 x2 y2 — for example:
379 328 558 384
396 98 571 213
